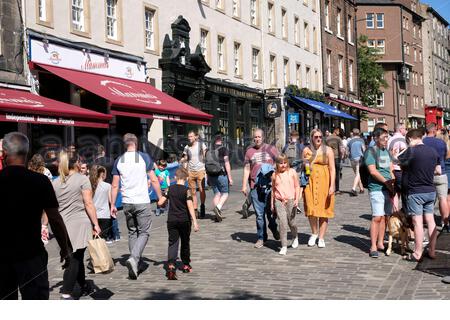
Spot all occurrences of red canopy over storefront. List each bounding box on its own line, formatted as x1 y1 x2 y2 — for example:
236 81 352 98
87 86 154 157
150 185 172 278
0 88 112 128
33 63 213 126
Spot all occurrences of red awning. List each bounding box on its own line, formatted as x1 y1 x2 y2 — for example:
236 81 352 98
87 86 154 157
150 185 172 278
33 63 213 126
328 97 394 117
0 88 112 128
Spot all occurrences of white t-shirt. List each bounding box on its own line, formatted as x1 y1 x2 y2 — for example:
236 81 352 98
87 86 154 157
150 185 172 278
183 141 207 172
93 181 111 219
112 151 153 204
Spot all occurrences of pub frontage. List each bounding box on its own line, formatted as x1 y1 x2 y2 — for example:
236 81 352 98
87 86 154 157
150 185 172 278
159 16 280 163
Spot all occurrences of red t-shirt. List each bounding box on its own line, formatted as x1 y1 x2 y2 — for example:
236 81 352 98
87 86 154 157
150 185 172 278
244 143 278 188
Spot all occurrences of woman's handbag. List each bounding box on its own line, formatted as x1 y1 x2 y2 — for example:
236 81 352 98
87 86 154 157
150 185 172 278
88 235 115 274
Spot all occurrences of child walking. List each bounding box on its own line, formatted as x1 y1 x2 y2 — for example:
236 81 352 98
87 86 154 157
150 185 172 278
89 165 113 243
271 154 301 255
158 168 199 280
155 159 171 216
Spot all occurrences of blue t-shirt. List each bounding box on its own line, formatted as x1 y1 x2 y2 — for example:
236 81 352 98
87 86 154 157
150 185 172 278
398 144 438 195
423 137 447 170
364 147 392 192
347 137 365 160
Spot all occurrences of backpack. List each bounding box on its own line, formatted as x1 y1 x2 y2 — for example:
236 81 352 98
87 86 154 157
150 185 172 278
205 146 224 176
284 142 304 169
359 147 377 188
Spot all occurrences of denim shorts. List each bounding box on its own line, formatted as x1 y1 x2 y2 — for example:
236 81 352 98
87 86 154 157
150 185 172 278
406 192 436 216
369 190 392 217
208 174 229 194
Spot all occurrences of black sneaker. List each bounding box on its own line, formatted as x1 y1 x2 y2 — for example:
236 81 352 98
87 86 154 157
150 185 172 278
350 189 358 197
213 206 223 222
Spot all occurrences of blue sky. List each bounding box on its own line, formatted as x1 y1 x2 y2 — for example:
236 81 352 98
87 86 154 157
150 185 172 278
423 0 450 24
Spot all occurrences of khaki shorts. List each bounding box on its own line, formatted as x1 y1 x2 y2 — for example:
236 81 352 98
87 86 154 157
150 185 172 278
350 159 360 173
434 174 448 198
188 170 206 192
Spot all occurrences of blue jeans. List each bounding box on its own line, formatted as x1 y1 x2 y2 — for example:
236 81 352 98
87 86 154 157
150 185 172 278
250 188 278 241
110 217 120 240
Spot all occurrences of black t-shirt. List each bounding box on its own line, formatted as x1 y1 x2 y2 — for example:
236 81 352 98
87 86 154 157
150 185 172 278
167 184 193 223
0 166 59 261
398 144 439 195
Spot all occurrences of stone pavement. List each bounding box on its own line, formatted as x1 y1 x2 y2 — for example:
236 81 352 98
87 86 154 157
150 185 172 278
45 167 450 299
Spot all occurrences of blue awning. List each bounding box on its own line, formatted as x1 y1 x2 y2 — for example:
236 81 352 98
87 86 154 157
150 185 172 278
292 96 357 120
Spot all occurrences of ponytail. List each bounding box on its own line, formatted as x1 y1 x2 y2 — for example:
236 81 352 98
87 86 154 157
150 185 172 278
58 150 80 183
89 165 106 196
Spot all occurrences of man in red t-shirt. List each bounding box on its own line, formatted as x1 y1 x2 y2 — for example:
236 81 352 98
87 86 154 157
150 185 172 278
242 129 279 248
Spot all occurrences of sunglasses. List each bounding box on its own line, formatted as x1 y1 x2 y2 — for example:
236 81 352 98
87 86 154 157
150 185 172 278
313 135 323 139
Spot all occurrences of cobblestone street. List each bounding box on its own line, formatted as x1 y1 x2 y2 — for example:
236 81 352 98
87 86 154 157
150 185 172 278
45 167 450 299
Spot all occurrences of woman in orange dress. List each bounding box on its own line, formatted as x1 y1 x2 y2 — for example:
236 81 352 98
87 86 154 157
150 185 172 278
303 129 336 248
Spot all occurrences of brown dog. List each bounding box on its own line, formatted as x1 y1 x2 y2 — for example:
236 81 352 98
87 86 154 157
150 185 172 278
386 209 411 256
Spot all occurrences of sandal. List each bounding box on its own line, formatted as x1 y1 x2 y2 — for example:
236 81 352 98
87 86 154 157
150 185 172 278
423 250 436 260
405 254 423 263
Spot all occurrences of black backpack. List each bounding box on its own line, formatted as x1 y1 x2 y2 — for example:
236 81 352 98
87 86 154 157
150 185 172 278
359 147 377 188
205 147 224 176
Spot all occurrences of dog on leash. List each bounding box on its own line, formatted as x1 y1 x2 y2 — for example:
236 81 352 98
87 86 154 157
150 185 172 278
386 209 412 256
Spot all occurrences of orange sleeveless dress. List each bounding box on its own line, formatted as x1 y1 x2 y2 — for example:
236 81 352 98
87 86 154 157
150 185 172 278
303 148 335 218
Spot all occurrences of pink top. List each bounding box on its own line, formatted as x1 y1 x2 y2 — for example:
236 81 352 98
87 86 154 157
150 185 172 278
273 168 299 201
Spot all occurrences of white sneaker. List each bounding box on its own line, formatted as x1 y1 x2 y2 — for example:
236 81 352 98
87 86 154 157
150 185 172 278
279 247 287 255
291 237 299 249
308 234 318 247
318 239 326 248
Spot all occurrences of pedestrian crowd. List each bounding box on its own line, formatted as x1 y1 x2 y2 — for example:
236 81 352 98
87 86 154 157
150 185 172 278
1 120 449 300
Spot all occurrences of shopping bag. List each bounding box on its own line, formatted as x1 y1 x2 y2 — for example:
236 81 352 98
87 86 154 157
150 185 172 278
87 236 114 274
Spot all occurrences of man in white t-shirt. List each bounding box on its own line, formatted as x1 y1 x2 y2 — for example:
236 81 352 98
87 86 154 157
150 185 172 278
111 133 162 280
181 131 207 218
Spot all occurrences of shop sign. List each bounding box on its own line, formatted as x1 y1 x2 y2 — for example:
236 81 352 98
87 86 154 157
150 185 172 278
4 113 75 125
288 113 299 124
265 99 281 118
0 94 44 108
30 39 146 82
152 114 181 121
100 80 162 104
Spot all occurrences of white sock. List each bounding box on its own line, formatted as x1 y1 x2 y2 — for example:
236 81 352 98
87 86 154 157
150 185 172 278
216 203 223 210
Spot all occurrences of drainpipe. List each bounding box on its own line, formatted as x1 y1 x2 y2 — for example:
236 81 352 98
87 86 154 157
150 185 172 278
400 6 407 124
